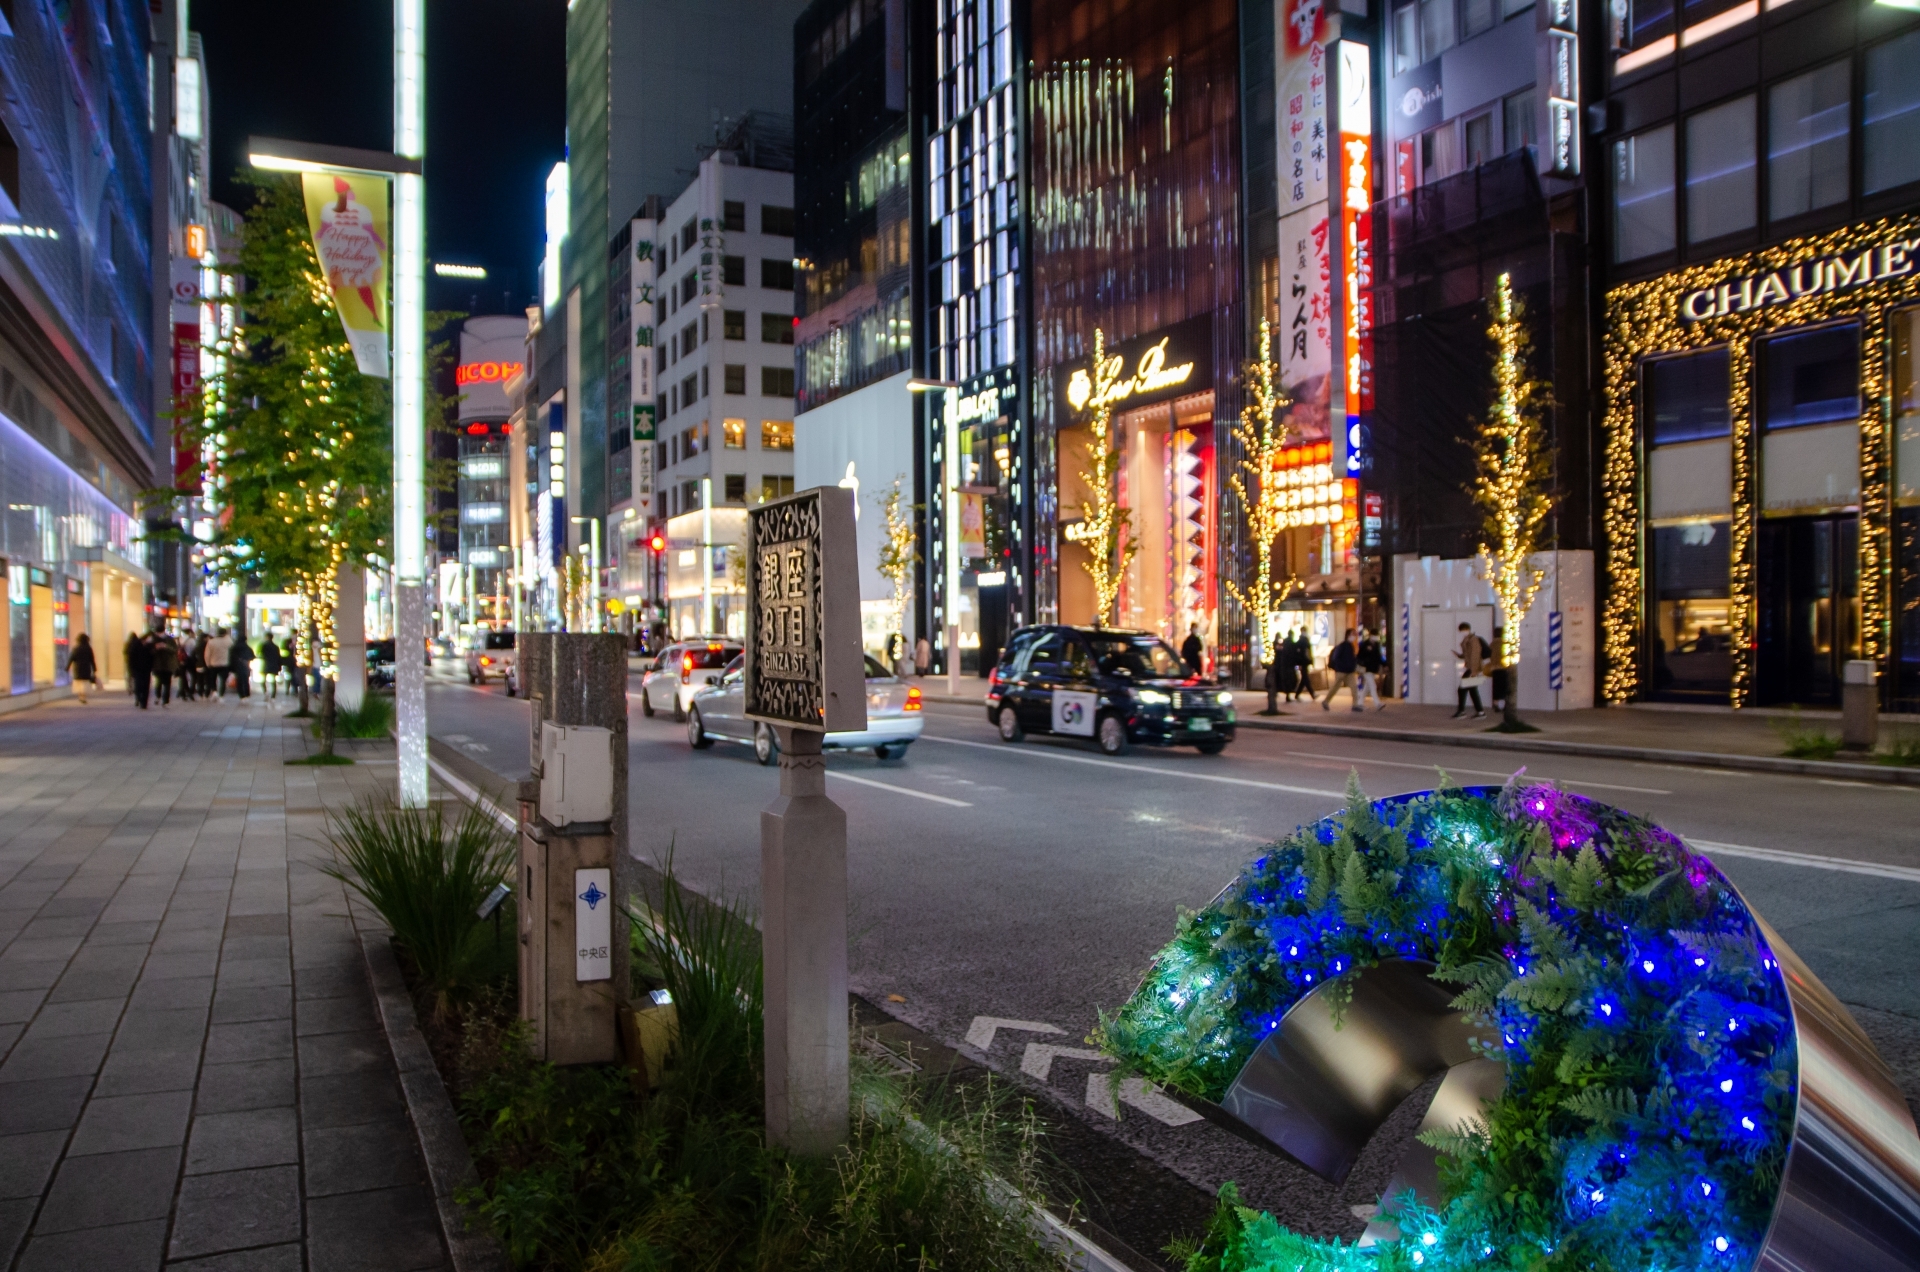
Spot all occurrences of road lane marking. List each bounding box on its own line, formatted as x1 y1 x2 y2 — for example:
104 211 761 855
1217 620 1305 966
920 734 1344 799
1020 1043 1108 1080
1086 1072 1204 1126
966 1017 1064 1050
1687 838 1920 883
826 771 972 807
1279 751 1671 795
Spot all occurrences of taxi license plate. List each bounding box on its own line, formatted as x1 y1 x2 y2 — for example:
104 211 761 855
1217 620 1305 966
1187 718 1213 733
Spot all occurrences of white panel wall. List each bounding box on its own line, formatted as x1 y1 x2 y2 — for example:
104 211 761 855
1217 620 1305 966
1391 551 1595 710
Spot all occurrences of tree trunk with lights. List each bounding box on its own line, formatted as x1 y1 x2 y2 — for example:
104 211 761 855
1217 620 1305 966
875 478 918 673
1224 319 1298 700
1471 273 1555 732
1063 329 1137 627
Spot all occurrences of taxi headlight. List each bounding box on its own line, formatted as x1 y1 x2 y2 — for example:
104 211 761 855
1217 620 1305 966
1137 689 1171 705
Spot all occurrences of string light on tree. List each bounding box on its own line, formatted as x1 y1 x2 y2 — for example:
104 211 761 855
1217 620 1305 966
1471 273 1554 729
1062 328 1137 627
1224 319 1300 663
875 477 919 662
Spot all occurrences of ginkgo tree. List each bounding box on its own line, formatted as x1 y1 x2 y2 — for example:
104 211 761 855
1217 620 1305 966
1223 319 1297 671
181 174 393 654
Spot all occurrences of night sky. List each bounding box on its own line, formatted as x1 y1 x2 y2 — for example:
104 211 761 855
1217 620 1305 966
196 0 566 317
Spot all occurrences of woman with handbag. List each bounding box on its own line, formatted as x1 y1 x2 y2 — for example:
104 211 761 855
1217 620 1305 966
1452 622 1487 719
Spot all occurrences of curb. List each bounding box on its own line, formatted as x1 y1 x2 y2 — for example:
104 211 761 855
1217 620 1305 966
915 692 1920 786
360 930 510 1272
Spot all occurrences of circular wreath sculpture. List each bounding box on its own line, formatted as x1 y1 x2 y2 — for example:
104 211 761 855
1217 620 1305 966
1097 780 1920 1272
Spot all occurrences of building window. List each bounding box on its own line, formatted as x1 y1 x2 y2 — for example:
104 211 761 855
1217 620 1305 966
1613 124 1676 262
0 117 17 207
724 473 747 503
1502 0 1533 16
681 274 698 305
1461 0 1495 40
760 313 794 345
723 255 745 286
761 367 795 398
759 475 795 503
1419 0 1456 62
1865 28 1920 196
701 366 709 398
722 418 745 449
1504 90 1537 154
680 219 697 251
724 309 746 340
1760 325 1860 430
761 205 795 236
680 325 697 357
724 364 746 394
1686 96 1756 244
1645 348 1731 445
1630 0 1674 49
722 200 745 232
682 478 700 510
1464 112 1494 169
681 373 698 407
1422 123 1461 184
761 259 796 291
760 419 794 451
1769 62 1850 222
1392 3 1418 74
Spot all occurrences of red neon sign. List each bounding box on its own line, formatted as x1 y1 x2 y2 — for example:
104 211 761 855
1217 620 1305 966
455 360 524 386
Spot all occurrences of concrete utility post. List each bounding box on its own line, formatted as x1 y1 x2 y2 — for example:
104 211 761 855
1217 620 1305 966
1842 659 1878 752
746 486 864 1154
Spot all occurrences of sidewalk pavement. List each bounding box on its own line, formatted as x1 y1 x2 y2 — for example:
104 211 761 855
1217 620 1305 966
905 676 1920 777
0 690 449 1271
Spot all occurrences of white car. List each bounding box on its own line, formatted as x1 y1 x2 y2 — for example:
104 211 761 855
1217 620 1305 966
637 638 741 721
466 630 516 690
687 655 924 762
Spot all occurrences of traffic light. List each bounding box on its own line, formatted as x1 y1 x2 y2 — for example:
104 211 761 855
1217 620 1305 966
648 530 666 554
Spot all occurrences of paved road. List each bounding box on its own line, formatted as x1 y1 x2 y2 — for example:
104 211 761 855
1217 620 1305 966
426 676 1920 1235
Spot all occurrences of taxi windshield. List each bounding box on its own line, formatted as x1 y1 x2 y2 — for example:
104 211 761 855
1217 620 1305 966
1086 636 1184 679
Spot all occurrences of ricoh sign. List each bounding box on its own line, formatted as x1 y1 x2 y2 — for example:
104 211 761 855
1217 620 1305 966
1679 238 1920 321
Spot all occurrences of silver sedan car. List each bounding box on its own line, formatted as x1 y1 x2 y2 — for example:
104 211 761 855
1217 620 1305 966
687 655 925 763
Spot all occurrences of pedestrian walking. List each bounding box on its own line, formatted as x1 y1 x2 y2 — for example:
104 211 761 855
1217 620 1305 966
1181 624 1205 678
128 631 155 709
151 633 179 707
1356 628 1386 711
176 634 198 702
1287 629 1313 701
207 627 233 697
260 635 283 700
65 633 98 704
1321 629 1363 711
191 630 212 698
229 632 255 699
123 631 143 700
915 636 931 676
1453 622 1488 719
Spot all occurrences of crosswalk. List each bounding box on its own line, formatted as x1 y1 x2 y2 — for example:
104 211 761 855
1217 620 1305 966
966 1014 1201 1128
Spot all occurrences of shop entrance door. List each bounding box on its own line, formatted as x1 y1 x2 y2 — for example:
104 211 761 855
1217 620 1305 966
976 578 1008 674
1755 514 1859 706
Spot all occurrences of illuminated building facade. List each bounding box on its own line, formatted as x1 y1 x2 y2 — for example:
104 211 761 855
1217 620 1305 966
1595 0 1920 710
1027 0 1247 672
454 317 528 629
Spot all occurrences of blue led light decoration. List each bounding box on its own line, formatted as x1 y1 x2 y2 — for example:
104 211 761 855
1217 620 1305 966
1097 779 1920 1272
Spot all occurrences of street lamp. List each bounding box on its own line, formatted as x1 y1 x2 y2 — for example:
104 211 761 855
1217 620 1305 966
242 0 427 807
907 378 961 697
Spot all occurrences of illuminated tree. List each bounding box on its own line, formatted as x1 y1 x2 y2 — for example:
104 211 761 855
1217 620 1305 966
874 477 919 664
1223 319 1298 667
1471 272 1555 730
1062 328 1136 626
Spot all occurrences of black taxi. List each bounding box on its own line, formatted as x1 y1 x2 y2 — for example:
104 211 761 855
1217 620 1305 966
984 625 1236 756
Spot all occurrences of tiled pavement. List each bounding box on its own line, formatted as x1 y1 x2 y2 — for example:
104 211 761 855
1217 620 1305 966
0 691 448 1271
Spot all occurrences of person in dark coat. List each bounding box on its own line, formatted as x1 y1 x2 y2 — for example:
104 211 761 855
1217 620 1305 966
1286 629 1313 701
1320 629 1362 711
151 634 179 707
66 634 97 704
229 633 255 699
127 632 155 709
1356 629 1386 711
260 635 283 699
1180 624 1205 677
1261 635 1283 715
190 631 213 697
176 633 197 702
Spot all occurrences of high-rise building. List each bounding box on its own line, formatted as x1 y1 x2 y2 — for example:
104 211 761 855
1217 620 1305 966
792 0 917 664
0 0 168 699
454 316 529 632
1590 0 1920 711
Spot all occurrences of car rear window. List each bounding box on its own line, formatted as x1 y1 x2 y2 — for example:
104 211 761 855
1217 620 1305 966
485 632 515 650
685 645 737 669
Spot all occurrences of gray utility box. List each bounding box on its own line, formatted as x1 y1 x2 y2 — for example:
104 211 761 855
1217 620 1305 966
540 724 614 825
517 782 618 1065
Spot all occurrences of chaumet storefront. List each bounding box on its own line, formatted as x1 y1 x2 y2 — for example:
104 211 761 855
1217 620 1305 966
1603 215 1920 711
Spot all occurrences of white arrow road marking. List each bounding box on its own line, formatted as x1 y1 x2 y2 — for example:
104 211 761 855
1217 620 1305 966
1020 1043 1108 1081
964 1016 1065 1051
825 771 972 807
1687 839 1920 884
1085 1073 1204 1127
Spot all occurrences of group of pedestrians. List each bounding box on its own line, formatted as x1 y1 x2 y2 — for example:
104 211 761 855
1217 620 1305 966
1258 628 1387 713
108 626 302 710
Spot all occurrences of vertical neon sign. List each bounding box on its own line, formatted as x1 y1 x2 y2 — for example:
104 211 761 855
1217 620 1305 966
1336 41 1374 476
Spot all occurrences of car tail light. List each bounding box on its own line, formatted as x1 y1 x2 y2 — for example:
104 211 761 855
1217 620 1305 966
905 686 922 712
479 656 491 666
681 653 694 682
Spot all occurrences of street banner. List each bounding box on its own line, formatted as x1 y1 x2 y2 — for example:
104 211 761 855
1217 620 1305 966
301 173 390 378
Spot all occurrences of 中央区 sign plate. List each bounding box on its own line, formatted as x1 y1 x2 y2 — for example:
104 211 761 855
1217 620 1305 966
745 486 866 733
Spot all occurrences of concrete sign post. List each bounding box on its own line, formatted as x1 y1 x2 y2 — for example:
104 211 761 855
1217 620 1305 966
746 486 864 1155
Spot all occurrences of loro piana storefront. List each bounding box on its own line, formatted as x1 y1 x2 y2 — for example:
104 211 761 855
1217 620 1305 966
1603 214 1920 710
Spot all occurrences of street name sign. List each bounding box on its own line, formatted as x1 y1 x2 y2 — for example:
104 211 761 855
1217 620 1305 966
745 486 866 734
